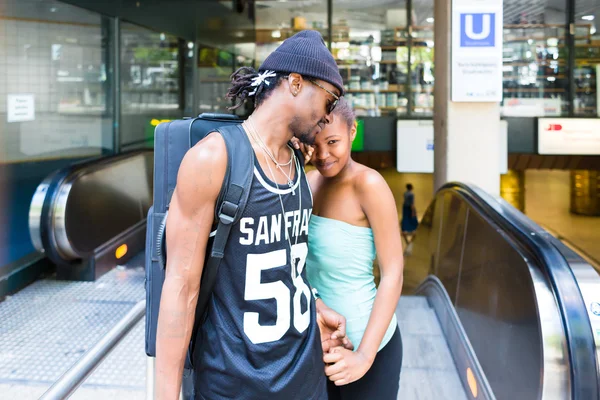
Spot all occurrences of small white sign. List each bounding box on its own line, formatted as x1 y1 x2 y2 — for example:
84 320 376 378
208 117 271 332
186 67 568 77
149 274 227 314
502 98 562 117
538 118 600 155
396 120 507 173
451 0 503 102
8 94 35 123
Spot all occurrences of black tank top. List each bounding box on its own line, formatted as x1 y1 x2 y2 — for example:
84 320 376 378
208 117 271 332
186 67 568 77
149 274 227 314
193 153 326 400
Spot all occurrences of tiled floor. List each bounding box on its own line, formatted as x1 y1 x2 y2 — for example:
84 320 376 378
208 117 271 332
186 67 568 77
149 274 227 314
0 254 146 400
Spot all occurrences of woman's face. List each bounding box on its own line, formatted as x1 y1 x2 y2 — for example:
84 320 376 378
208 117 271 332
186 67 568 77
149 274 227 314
311 114 356 178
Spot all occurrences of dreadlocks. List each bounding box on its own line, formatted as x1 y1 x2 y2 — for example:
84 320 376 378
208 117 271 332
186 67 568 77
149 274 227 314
226 67 286 110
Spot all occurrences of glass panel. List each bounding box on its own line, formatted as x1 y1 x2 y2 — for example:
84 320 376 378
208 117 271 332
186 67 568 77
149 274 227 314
411 0 435 116
574 2 600 116
0 1 111 266
120 23 182 150
198 46 236 114
502 2 569 117
333 0 408 116
254 1 329 65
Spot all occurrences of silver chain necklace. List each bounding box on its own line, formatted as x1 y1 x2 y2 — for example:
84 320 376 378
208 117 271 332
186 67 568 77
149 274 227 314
244 118 295 187
246 120 302 279
263 151 303 275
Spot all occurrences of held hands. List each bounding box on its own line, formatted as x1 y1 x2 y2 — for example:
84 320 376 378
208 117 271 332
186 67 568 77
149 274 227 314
290 137 314 164
324 347 373 386
315 300 354 353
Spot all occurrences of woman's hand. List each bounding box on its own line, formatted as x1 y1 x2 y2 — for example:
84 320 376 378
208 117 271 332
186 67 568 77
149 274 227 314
290 137 314 164
323 347 374 386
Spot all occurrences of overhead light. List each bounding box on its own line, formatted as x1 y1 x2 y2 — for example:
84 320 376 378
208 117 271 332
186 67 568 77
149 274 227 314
271 30 282 38
187 42 194 49
426 17 434 23
582 15 595 21
50 7 57 12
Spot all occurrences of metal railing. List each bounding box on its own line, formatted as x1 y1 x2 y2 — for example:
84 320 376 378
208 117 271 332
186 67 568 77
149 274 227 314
39 300 147 400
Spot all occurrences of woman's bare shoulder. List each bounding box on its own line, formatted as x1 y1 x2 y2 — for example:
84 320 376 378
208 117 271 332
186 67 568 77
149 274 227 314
353 164 388 192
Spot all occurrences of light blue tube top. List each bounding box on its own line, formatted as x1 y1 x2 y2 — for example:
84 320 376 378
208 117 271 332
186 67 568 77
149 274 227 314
306 215 397 352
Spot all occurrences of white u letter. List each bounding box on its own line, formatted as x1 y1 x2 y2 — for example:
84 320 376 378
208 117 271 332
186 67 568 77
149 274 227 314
465 14 490 40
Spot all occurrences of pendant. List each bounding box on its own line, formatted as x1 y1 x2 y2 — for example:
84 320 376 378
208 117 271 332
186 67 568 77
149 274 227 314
291 254 301 279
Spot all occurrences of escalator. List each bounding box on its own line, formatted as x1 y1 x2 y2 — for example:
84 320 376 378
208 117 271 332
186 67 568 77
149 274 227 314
29 150 153 280
400 182 600 399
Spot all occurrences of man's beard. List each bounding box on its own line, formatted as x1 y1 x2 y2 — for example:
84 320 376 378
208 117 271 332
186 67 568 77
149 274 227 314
289 115 318 145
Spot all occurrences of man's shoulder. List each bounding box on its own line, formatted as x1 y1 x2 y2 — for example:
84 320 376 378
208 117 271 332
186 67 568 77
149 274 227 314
182 132 227 172
176 132 228 200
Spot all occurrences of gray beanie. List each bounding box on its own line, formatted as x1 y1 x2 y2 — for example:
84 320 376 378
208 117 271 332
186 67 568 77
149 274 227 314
259 30 345 96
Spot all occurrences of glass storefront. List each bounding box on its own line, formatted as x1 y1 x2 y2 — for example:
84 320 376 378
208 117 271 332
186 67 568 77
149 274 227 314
0 2 189 271
332 0 410 117
120 23 182 151
574 2 599 116
501 2 570 117
253 0 599 120
0 1 112 267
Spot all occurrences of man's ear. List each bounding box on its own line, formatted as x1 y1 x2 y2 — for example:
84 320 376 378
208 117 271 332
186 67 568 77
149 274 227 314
287 73 304 97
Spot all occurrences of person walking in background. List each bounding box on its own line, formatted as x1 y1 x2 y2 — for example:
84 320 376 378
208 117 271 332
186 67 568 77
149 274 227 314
401 183 418 254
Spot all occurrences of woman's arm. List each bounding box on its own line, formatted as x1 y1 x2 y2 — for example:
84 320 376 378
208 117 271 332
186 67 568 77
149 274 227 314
324 170 404 385
356 170 404 359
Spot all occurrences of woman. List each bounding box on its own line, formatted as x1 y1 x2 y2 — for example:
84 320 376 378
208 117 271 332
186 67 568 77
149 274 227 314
401 183 419 252
304 98 404 400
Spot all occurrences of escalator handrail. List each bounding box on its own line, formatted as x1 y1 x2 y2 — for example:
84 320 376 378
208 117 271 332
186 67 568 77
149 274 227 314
38 150 151 265
441 182 599 400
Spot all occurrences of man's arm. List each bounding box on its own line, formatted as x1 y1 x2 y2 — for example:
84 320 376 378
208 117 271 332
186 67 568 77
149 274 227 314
155 133 227 400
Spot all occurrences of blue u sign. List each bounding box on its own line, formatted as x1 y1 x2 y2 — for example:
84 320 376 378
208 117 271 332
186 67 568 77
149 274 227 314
460 13 495 47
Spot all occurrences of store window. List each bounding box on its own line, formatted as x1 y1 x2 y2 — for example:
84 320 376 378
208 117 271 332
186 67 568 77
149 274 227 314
120 23 183 150
574 1 599 116
197 46 252 114
333 1 409 116
502 2 569 117
254 1 329 65
0 1 111 266
410 0 435 116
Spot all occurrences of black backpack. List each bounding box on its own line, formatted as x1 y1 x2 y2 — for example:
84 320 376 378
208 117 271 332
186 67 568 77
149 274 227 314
144 113 254 368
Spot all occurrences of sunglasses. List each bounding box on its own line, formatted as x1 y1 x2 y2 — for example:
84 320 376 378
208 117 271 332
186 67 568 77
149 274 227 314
308 79 340 114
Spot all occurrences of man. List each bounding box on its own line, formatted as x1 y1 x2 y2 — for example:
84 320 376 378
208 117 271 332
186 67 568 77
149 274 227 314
156 30 351 400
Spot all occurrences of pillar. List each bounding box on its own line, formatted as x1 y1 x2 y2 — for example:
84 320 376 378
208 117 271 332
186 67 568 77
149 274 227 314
570 170 600 216
500 170 525 212
433 0 503 196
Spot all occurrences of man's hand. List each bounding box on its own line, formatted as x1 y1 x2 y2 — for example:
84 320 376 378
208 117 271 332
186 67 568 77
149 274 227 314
290 137 314 164
315 299 353 353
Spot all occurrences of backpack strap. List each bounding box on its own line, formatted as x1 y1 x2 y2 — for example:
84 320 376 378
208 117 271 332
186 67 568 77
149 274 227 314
189 124 253 359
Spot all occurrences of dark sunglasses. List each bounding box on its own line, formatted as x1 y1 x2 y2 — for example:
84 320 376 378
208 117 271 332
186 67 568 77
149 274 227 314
308 79 340 114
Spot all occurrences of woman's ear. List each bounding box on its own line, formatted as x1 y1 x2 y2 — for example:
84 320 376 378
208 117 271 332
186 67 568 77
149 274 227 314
350 121 358 142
